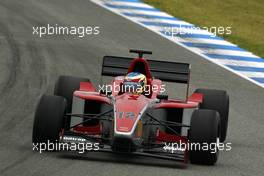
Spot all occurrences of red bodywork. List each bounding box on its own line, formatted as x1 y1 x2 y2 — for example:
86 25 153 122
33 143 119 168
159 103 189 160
70 57 203 162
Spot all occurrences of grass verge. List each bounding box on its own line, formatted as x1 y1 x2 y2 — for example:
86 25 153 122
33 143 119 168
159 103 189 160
143 0 264 58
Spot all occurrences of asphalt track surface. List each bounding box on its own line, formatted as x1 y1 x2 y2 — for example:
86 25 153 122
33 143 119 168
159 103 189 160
0 0 263 176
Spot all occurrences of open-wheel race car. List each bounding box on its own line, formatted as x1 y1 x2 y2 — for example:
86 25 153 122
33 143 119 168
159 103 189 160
32 49 229 165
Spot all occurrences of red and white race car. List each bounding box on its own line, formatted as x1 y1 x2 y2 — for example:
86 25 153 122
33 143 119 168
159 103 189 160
32 49 229 165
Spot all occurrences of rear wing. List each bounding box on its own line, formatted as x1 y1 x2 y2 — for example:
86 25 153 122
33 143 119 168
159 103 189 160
101 56 191 84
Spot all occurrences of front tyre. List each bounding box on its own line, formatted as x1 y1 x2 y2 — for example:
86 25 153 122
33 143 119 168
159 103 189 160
32 95 66 147
189 109 220 165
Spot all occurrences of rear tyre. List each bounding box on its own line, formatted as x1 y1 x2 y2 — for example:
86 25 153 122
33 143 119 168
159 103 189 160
189 109 220 165
195 89 229 142
32 95 66 148
54 75 90 129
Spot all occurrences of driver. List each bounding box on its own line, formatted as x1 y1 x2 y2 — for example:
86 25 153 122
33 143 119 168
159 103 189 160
122 72 147 95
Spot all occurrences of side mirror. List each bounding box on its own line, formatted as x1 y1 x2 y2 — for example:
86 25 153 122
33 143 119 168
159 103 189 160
157 94 168 100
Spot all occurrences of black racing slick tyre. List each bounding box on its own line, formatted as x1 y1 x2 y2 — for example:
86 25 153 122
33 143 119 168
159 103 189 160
32 95 66 147
195 89 229 142
189 109 220 165
54 75 90 129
